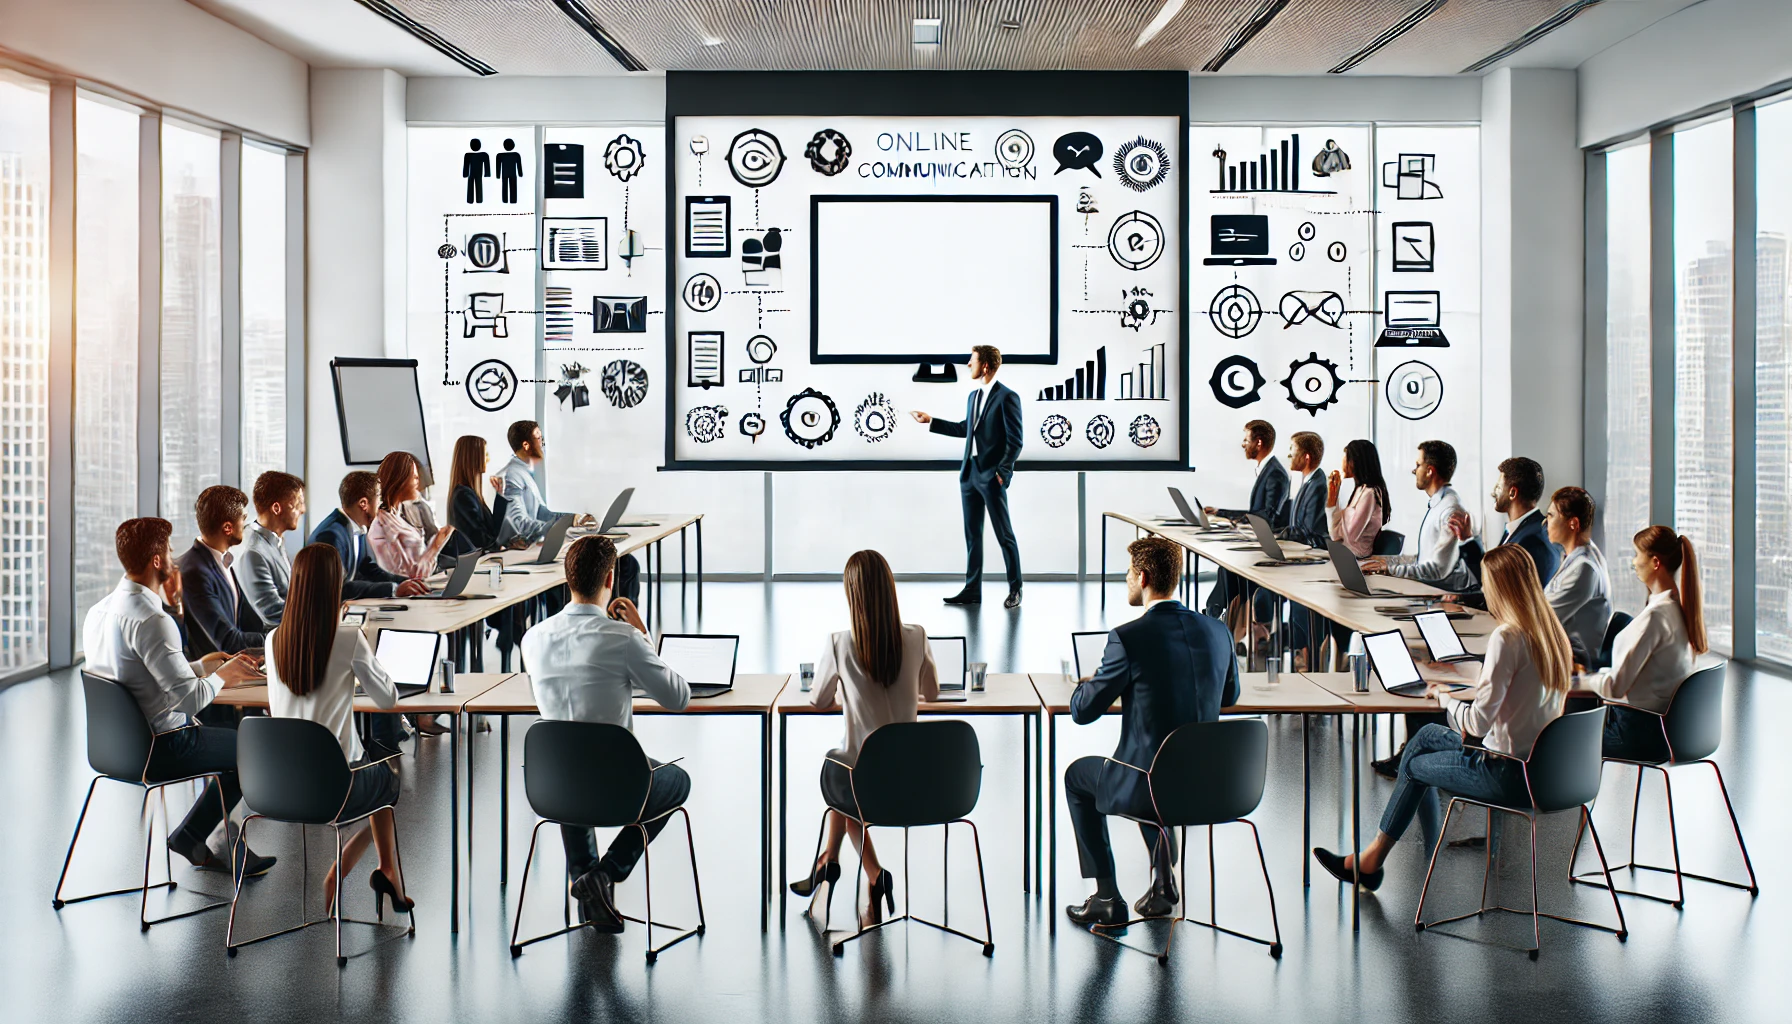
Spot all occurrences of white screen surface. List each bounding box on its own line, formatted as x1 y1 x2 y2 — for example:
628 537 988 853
334 362 430 470
1072 631 1110 679
658 635 738 686
1363 631 1422 689
1414 612 1466 658
814 198 1054 360
930 637 967 690
374 630 441 689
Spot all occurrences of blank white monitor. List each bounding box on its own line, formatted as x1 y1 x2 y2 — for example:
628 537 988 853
657 635 739 687
374 629 442 690
1072 631 1109 679
1413 611 1468 659
1362 630 1423 692
331 359 431 474
930 636 968 691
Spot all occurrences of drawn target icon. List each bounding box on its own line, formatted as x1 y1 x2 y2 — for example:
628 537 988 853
682 273 721 312
746 334 778 365
1208 284 1263 339
1129 415 1162 448
1209 354 1266 409
685 405 729 444
1107 211 1164 271
853 393 897 442
465 359 517 412
727 129 786 188
995 129 1035 170
1113 137 1169 192
1086 415 1116 450
1385 360 1444 420
1040 414 1073 448
739 412 766 443
782 387 840 448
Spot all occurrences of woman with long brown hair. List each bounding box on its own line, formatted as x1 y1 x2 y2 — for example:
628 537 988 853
1314 544 1572 890
1594 526 1706 761
791 550 939 929
446 435 510 553
265 545 413 916
366 450 454 579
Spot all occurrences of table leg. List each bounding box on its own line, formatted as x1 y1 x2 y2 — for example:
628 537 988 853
681 526 688 605
656 539 665 626
778 712 788 931
1021 712 1031 893
451 710 460 934
761 710 771 933
1303 713 1311 888
696 518 704 615
1100 516 1107 610
500 714 509 886
1352 712 1361 931
1035 710 1044 897
1048 710 1058 933
643 543 653 630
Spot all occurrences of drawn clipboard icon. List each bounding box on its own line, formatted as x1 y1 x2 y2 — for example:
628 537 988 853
685 196 731 259
1391 221 1435 273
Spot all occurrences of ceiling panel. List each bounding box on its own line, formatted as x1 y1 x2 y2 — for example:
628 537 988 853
1350 0 1571 74
387 0 631 74
1217 0 1428 75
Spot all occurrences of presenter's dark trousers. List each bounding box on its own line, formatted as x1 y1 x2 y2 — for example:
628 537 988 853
961 475 1021 594
1064 756 1176 881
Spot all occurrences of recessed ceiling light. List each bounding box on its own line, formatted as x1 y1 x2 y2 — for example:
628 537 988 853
999 18 1021 31
700 35 724 46
912 18 942 46
1133 0 1184 49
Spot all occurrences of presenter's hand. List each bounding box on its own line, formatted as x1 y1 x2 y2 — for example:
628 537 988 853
910 411 932 424
396 579 430 597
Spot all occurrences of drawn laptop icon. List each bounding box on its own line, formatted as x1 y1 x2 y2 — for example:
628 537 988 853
1414 610 1483 664
408 551 492 600
1233 513 1326 566
1327 540 1406 597
523 514 576 565
595 488 635 538
1203 214 1277 267
1376 291 1450 347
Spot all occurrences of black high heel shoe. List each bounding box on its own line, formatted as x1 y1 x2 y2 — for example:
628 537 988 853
369 869 416 920
789 858 840 898
863 869 895 927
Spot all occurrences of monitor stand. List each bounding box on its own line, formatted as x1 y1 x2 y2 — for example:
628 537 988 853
913 362 958 383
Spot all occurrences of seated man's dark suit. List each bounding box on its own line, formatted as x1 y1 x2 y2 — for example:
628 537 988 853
175 541 266 658
1204 456 1290 618
309 508 406 600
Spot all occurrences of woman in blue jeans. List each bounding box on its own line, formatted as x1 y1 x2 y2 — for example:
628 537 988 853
1313 544 1574 889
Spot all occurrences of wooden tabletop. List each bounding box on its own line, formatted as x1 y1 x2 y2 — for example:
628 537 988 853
459 672 790 715
1303 670 1448 711
207 673 518 714
1028 671 1353 715
778 672 1042 715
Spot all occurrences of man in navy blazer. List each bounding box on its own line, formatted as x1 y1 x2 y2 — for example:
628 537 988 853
911 345 1025 608
1254 431 1329 658
1064 537 1241 929
1203 419 1290 619
308 471 428 601
1446 456 1559 597
175 485 266 659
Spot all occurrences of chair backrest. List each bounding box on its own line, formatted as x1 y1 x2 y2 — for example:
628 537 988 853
81 672 154 782
1371 530 1405 557
237 717 354 824
851 721 982 827
1597 611 1633 669
1662 663 1726 764
523 720 652 828
1522 707 1607 813
1147 719 1268 827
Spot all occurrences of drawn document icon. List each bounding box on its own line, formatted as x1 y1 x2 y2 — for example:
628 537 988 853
542 217 607 270
685 196 731 258
544 143 584 199
688 331 725 389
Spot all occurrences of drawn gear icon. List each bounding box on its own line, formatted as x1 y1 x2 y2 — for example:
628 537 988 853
1280 352 1343 417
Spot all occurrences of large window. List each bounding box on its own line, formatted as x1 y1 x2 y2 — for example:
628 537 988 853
160 121 221 553
1605 143 1652 616
74 96 141 643
0 75 50 676
1757 98 1792 660
1673 118 1734 652
240 142 287 488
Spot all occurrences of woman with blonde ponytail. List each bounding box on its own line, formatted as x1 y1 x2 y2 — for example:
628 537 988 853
1595 526 1707 761
1314 545 1570 890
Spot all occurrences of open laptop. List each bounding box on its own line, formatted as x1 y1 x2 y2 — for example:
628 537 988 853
372 628 441 699
1413 610 1483 664
1362 628 1469 698
930 636 969 702
1326 540 1407 598
519 513 576 566
654 633 739 698
1071 630 1109 680
1232 513 1327 566
1165 488 1236 534
595 487 636 539
407 551 494 600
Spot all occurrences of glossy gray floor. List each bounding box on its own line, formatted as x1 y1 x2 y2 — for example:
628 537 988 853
2 580 1781 1023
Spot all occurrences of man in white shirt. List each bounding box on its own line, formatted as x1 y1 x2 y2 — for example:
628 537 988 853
83 517 272 875
521 535 690 932
1362 440 1473 591
233 471 306 628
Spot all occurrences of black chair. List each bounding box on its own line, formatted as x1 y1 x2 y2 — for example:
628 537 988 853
808 720 993 958
1569 664 1757 907
226 717 413 966
52 672 234 931
1414 707 1626 958
1371 530 1405 557
1594 611 1633 670
1093 719 1282 963
510 721 704 963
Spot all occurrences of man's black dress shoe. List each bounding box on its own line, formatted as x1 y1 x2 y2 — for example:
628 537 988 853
571 867 624 933
1004 589 1022 609
1066 895 1129 931
944 589 982 605
1133 878 1179 919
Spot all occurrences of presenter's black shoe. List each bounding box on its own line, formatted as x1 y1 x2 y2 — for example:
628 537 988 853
1313 848 1383 893
1004 589 1022 609
943 589 982 605
1133 879 1179 919
571 868 624 934
1067 895 1129 932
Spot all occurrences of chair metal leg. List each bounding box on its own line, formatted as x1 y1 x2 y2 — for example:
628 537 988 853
51 778 103 910
1414 798 1460 930
508 822 548 956
1246 820 1284 958
1580 759 1760 903
831 822 992 958
334 827 347 967
226 814 399 962
1527 819 1541 958
1092 819 1279 963
1702 760 1760 895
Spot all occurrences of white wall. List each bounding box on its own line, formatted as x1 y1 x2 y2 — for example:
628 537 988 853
1190 75 1483 124
1579 0 1792 147
407 75 665 124
306 69 407 495
0 0 308 145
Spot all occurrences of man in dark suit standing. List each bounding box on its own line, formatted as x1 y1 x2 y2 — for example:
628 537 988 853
1203 419 1290 620
176 485 266 658
911 345 1025 608
308 471 429 600
1064 537 1240 928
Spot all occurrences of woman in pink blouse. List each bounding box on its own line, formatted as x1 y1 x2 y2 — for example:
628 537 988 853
367 451 455 579
1327 438 1392 557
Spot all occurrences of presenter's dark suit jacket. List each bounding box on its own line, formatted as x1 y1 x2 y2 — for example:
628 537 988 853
1277 470 1329 549
175 541 266 659
929 382 1023 485
309 509 405 600
1215 456 1291 529
1070 600 1241 819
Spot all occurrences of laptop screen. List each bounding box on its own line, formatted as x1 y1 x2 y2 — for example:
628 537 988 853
657 634 738 687
1245 514 1282 557
1072 631 1109 679
1414 611 1468 658
1386 290 1441 327
374 629 441 690
930 636 967 691
1362 630 1423 691
598 487 634 533
1328 540 1369 593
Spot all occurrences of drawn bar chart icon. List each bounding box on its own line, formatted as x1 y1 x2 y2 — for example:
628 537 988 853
1210 135 1334 195
1038 347 1107 401
1117 343 1167 400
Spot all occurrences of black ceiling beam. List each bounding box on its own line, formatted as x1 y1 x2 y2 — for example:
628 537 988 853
352 0 496 76
1329 0 1449 74
1462 0 1605 73
1200 0 1292 73
551 0 649 72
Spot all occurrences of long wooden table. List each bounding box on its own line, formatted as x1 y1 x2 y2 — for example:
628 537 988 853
460 673 789 932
